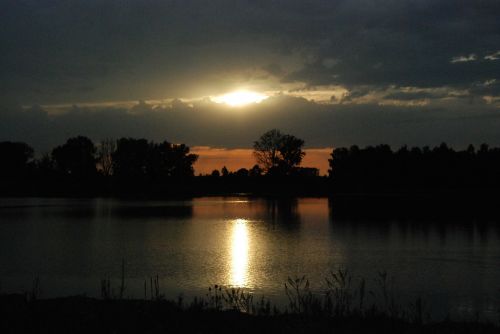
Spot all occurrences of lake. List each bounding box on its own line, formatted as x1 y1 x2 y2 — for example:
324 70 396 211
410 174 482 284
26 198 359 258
0 197 499 320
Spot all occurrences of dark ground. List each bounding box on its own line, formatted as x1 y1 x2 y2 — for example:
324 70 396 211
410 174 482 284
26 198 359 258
0 294 498 334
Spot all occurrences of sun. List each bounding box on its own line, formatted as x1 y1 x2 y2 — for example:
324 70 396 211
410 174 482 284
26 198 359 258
213 90 268 107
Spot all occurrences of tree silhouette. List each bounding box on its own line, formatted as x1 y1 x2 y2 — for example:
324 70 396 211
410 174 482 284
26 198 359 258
328 143 500 193
147 141 198 178
112 138 198 180
7 134 500 197
97 138 116 176
249 164 263 177
112 138 149 179
278 134 306 174
253 129 305 175
52 136 97 178
234 168 249 177
35 152 56 176
0 141 34 177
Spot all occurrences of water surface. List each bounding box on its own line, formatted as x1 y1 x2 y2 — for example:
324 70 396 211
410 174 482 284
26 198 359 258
0 197 499 320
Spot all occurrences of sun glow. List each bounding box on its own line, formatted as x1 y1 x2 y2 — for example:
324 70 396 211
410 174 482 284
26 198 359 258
213 91 268 107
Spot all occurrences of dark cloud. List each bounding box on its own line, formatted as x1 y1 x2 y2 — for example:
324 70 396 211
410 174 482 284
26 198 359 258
279 1 500 91
2 97 500 154
262 63 285 77
2 1 500 104
1 0 499 149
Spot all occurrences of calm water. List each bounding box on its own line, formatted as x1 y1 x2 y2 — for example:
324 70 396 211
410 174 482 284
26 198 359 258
0 197 499 320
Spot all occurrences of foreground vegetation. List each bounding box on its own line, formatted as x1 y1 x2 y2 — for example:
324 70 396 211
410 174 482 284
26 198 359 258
1 270 498 333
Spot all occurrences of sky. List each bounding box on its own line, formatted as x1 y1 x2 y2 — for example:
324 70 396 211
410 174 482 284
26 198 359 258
1 0 500 173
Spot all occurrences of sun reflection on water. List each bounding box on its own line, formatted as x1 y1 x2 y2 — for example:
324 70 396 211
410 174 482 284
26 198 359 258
230 218 249 287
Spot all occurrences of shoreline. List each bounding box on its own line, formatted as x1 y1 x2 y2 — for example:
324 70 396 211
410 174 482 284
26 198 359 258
1 292 498 334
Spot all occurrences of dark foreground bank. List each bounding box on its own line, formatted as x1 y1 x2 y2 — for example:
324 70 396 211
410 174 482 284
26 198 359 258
1 293 498 334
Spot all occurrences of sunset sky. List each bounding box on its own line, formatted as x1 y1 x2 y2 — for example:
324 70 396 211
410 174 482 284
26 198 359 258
1 1 500 173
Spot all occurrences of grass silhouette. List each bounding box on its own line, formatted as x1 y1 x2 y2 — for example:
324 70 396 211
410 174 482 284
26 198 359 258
1 268 498 333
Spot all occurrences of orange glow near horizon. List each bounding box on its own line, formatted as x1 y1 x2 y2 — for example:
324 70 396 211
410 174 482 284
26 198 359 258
191 146 332 175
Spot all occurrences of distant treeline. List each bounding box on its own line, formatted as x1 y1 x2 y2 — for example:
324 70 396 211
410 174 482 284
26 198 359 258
330 143 500 193
0 136 200 196
2 136 500 196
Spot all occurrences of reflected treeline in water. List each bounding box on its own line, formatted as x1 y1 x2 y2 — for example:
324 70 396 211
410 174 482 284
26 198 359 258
0 199 195 222
109 203 193 219
328 195 500 242
328 194 500 221
44 205 100 220
0 205 35 221
0 199 99 221
264 199 301 229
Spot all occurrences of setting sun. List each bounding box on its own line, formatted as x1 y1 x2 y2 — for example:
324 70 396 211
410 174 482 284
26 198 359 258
213 90 268 107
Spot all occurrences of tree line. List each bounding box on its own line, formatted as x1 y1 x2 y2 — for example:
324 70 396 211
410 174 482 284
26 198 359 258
329 143 500 192
0 136 199 180
2 130 500 196
0 136 201 196
0 130 315 181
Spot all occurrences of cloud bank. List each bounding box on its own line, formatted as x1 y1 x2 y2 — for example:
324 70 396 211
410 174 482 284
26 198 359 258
1 1 500 104
1 0 500 160
2 96 500 155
